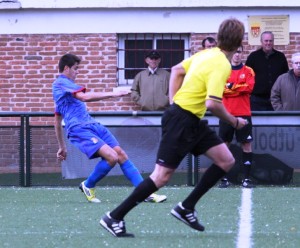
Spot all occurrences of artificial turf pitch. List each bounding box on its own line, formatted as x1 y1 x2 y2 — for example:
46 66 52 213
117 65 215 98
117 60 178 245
0 186 299 248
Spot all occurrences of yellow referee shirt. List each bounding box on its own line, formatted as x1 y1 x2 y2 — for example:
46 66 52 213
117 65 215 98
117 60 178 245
173 47 231 118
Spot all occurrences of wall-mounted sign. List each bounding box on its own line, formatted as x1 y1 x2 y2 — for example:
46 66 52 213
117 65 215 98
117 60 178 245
248 15 289 45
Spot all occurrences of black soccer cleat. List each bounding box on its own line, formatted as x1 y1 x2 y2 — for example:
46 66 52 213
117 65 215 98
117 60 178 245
218 178 230 188
242 178 255 188
100 212 134 238
171 202 205 232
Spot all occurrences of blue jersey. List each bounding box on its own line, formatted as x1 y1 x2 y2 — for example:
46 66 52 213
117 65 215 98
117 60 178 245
52 75 96 131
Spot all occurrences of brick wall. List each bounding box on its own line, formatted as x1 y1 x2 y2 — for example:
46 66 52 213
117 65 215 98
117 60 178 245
0 128 19 173
1 32 300 178
1 32 300 114
0 33 136 115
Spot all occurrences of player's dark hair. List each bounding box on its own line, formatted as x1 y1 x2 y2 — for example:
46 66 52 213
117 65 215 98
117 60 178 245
217 18 245 52
58 53 81 73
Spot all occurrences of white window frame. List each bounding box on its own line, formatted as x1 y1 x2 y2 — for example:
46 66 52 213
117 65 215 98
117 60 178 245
117 33 190 86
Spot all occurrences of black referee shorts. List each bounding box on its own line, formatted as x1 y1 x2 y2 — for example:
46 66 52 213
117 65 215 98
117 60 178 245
219 116 253 144
156 104 223 169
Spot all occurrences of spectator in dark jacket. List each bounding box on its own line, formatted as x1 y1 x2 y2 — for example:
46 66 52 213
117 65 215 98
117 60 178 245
271 52 300 111
202 37 217 49
246 31 289 111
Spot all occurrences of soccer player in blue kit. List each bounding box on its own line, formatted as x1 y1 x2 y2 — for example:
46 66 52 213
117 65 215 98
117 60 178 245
52 53 166 203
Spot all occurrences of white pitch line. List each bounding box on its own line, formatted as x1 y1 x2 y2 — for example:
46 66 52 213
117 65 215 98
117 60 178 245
236 188 253 248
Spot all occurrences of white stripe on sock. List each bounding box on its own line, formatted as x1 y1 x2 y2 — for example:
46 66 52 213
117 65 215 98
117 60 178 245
236 188 253 248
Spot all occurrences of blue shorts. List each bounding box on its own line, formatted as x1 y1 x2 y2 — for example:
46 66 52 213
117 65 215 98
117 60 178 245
67 123 119 159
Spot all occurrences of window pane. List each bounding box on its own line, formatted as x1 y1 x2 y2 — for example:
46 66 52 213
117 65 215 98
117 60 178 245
118 33 190 85
157 39 185 70
125 39 152 79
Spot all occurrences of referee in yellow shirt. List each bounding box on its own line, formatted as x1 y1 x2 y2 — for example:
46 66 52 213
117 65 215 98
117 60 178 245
100 18 248 237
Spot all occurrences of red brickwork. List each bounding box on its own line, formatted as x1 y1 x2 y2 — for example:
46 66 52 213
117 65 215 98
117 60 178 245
0 128 19 173
0 33 136 114
1 33 299 114
1 32 300 177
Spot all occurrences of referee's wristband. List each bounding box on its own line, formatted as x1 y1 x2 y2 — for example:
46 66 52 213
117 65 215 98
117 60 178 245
235 118 239 129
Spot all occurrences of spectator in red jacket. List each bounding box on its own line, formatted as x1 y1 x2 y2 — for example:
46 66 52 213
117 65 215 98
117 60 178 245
219 46 256 188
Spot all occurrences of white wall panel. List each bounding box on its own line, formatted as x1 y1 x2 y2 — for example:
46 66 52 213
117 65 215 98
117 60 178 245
1 8 300 34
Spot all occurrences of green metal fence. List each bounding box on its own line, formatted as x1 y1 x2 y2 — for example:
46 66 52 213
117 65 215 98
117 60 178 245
0 111 299 187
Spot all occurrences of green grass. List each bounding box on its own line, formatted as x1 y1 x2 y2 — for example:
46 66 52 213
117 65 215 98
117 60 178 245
1 171 300 187
252 188 300 247
0 172 189 187
0 186 299 248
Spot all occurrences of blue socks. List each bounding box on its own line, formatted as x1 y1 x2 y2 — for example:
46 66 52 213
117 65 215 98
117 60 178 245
85 160 112 188
120 160 143 187
85 159 143 188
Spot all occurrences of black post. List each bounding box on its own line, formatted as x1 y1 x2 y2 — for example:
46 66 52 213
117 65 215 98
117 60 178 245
25 115 31 187
193 155 199 184
187 153 193 186
19 115 25 187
